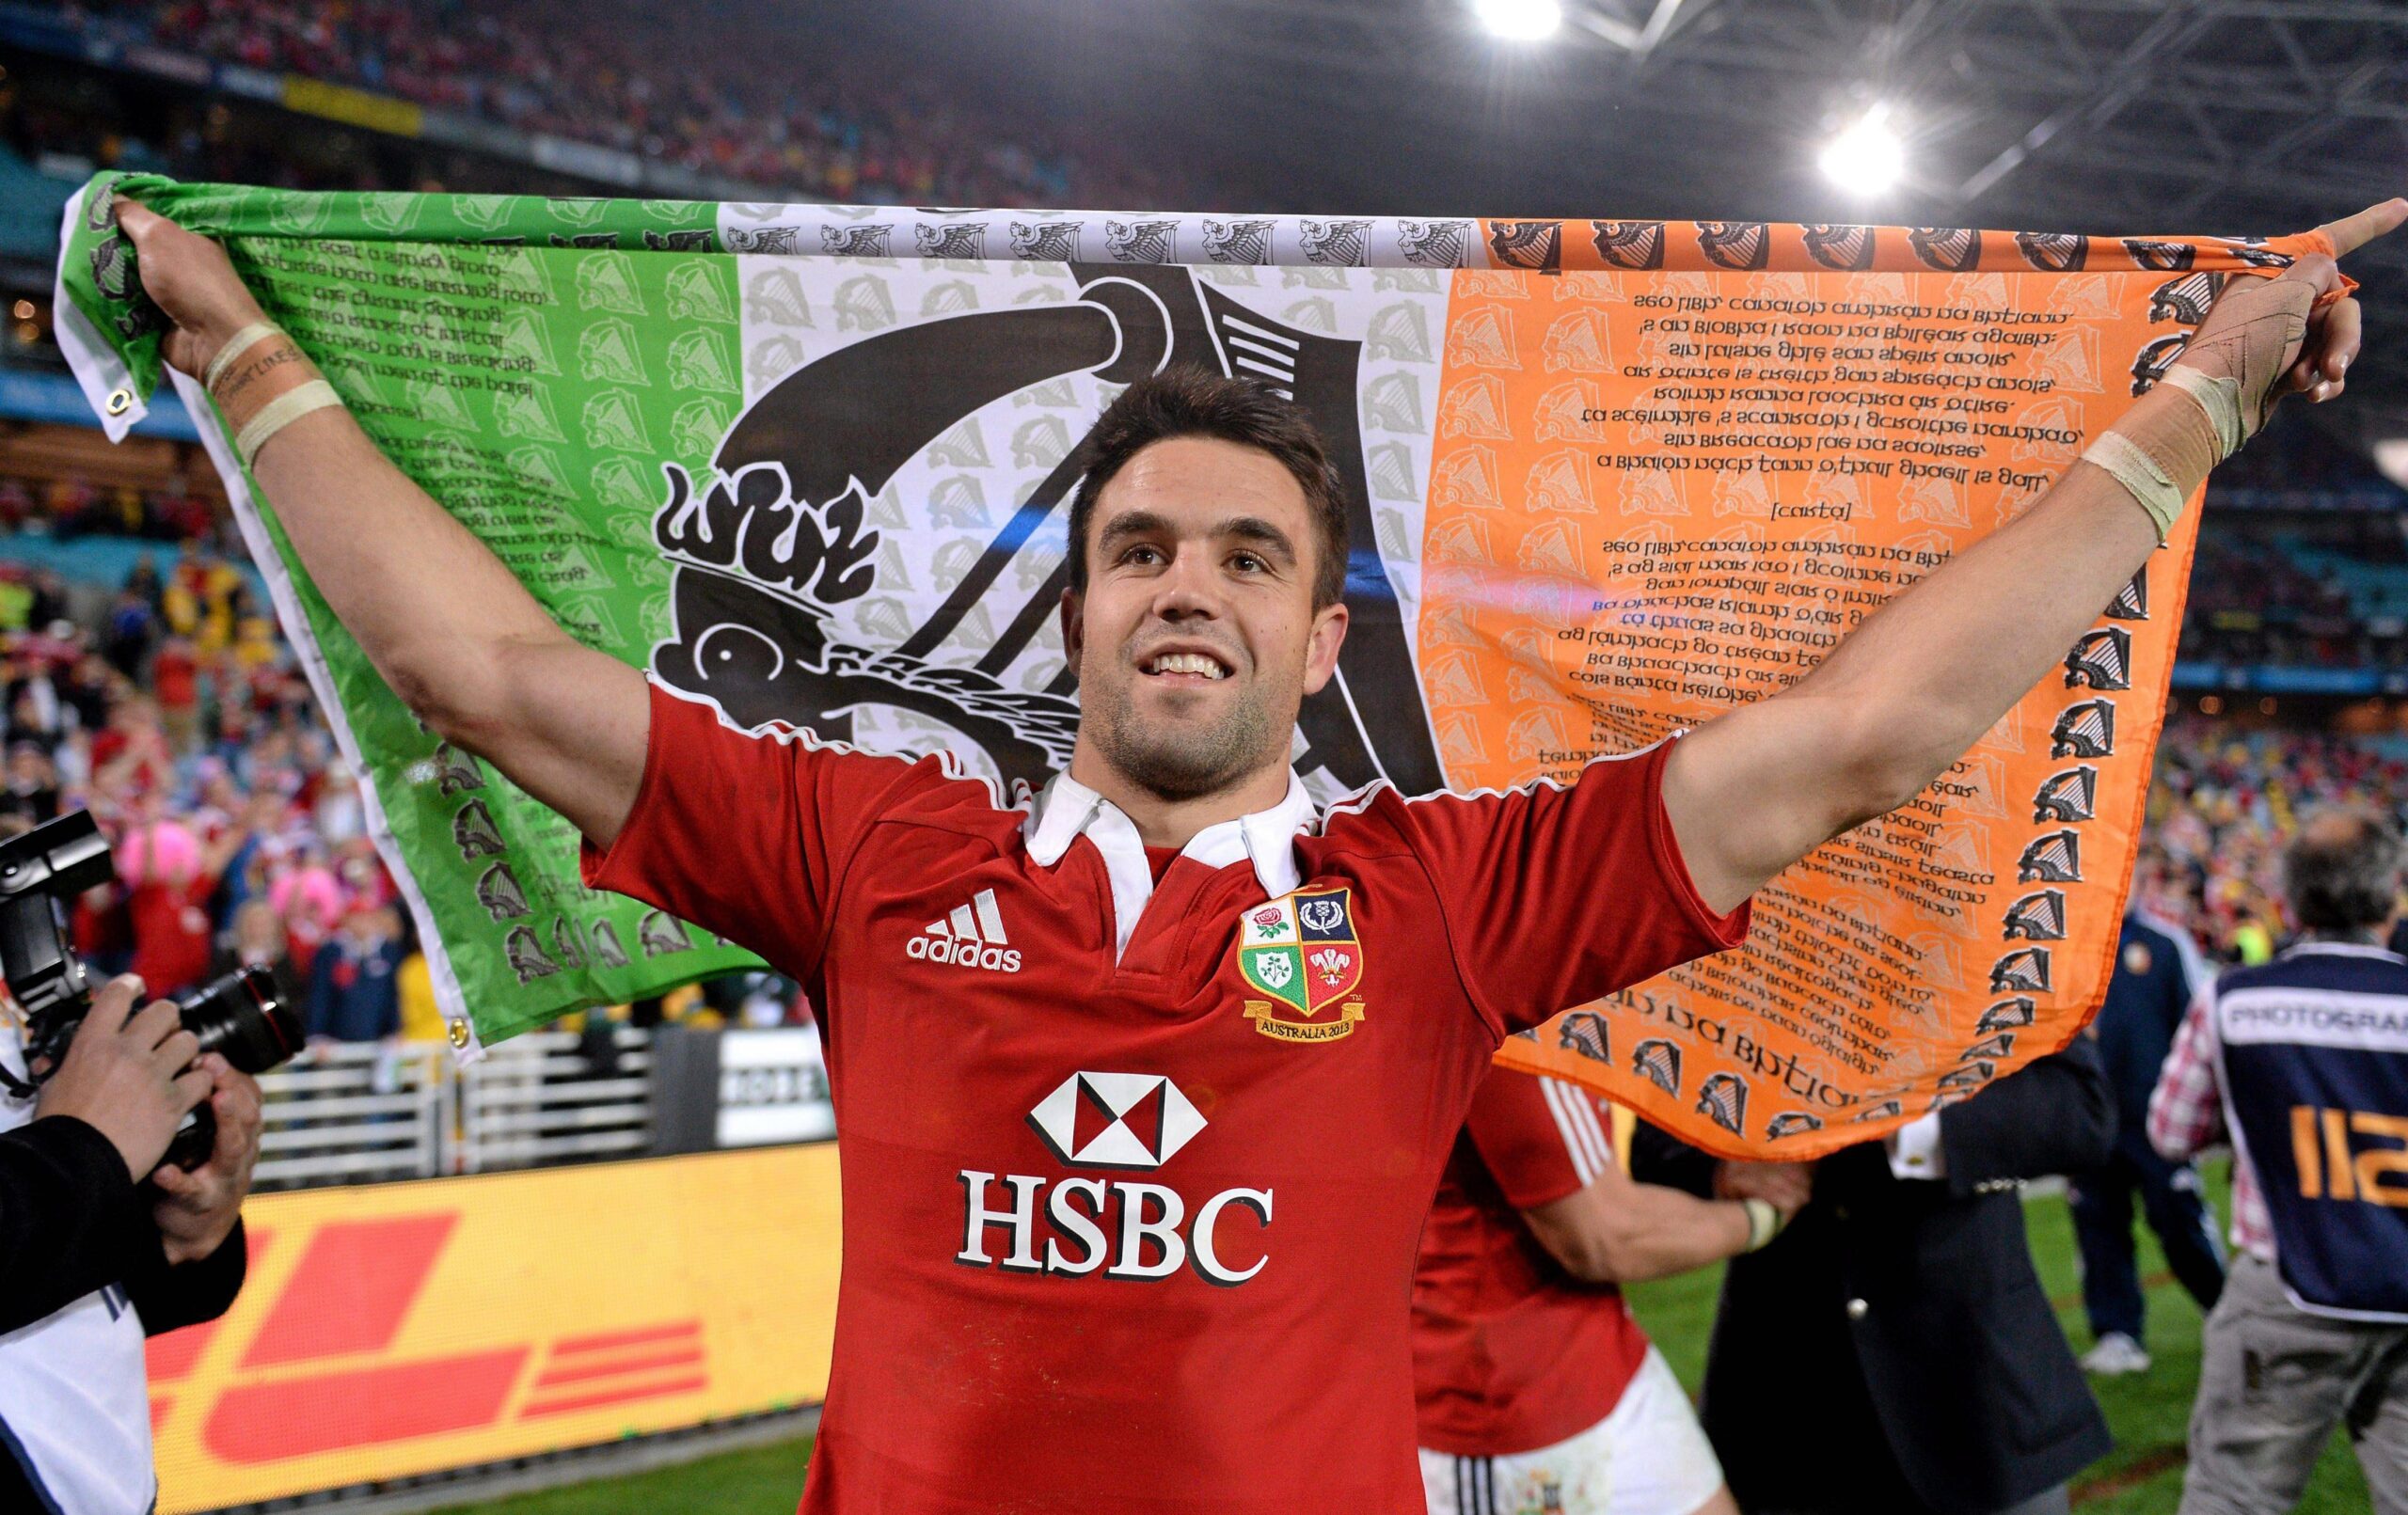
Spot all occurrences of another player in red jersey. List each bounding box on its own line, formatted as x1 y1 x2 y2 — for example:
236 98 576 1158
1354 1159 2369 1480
1415 1065 1809 1515
116 197 2389 1512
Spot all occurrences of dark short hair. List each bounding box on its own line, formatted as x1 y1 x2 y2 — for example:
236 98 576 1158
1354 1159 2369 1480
2283 805 2407 934
1066 368 1349 608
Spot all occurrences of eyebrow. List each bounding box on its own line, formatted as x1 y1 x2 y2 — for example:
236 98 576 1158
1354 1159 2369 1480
1094 511 1299 565
1213 516 1299 563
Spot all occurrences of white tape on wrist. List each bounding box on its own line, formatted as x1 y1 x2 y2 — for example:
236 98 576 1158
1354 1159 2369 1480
202 322 281 393
234 380 344 466
2081 432 2186 544
2160 365 2246 460
1741 1196 1782 1253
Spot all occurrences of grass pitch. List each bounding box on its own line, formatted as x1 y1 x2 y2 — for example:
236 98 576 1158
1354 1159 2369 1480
436 1160 2373 1513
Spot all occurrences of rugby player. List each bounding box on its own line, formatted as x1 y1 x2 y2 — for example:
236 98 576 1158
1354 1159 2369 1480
1414 1065 1810 1515
114 197 2396 1512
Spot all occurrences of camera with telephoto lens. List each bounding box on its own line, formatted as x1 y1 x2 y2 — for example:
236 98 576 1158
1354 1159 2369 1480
0 811 302 1171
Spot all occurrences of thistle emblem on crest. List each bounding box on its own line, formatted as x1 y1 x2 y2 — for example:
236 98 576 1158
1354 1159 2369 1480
1237 889 1368 1042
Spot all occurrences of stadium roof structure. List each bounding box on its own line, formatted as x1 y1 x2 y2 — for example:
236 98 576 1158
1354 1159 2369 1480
889 0 2407 441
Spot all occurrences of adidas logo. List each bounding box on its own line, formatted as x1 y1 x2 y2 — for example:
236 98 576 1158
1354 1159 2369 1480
907 887 1022 972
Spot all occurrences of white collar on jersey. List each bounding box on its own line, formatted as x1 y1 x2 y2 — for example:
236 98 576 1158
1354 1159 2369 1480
2283 939 2408 963
1024 769 1319 961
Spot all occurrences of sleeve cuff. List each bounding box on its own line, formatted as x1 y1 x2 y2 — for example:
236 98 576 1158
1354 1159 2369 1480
1886 1111 1948 1181
30 1113 139 1191
579 678 671 892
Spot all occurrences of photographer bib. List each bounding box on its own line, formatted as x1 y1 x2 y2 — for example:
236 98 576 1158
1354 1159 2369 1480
0 1030 158 1515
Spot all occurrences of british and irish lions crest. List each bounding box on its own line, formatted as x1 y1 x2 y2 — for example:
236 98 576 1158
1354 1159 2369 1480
645 260 1443 800
1238 889 1368 1041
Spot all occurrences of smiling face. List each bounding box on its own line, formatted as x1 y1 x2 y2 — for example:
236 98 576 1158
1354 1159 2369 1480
1064 436 1348 806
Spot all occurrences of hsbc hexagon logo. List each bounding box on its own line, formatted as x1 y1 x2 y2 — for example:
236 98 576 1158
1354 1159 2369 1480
1026 1071 1207 1170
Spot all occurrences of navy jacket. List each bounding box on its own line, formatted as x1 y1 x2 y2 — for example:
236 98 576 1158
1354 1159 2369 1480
1699 1039 2115 1514
2094 909 2209 1158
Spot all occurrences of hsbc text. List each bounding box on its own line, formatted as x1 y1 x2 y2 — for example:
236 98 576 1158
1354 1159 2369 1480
956 1171 1274 1286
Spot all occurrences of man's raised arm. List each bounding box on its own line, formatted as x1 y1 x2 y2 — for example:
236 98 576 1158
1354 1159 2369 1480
116 202 648 847
1664 200 2404 916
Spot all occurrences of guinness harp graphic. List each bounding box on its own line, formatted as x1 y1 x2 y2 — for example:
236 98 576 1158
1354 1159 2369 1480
2051 699 2116 760
2002 889 2068 942
2065 627 2132 690
1977 996 2038 1034
1938 1060 1997 1093
2033 765 2099 825
2017 829 2083 884
1633 1038 1682 1096
1989 948 2052 995
1558 1010 1611 1064
1766 1112 1825 1140
2104 568 2148 621
1695 1073 1748 1135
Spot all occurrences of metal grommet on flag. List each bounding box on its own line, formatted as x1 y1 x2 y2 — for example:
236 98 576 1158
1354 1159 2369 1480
104 387 133 417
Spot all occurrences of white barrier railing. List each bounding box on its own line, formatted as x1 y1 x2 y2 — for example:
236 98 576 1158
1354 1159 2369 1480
246 1024 835 1189
252 1041 452 1191
455 1026 654 1174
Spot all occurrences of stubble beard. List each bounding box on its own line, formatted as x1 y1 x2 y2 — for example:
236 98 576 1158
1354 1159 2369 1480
1085 669 1282 803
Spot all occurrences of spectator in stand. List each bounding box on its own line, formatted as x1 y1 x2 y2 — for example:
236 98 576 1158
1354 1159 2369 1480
151 635 202 752
304 904 405 1044
81 0 1182 209
122 551 165 617
102 587 156 680
272 859 346 978
212 898 305 1017
395 946 448 1044
0 744 60 827
0 742 61 825
119 814 252 999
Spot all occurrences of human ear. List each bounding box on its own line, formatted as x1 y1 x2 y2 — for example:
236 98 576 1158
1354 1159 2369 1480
1059 589 1085 672
1300 601 1350 696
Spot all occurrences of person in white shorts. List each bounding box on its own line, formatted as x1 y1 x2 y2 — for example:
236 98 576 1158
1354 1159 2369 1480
1412 1063 1807 1514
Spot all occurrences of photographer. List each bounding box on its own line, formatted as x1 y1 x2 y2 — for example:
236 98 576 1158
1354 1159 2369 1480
0 969 261 1513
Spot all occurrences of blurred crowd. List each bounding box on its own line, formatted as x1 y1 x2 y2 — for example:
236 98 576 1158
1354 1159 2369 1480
2140 716 2408 964
37 0 1181 209
0 468 816 1046
2179 510 2408 670
0 526 429 1045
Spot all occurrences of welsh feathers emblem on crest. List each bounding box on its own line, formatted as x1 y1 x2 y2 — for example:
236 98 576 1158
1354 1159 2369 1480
1237 889 1368 1042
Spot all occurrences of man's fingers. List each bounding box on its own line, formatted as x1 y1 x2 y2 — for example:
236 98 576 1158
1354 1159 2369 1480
172 1067 214 1111
86 974 146 1034
2312 197 2408 259
124 998 184 1049
2315 296 2363 382
150 1160 198 1195
113 198 165 243
2275 251 2343 302
213 1065 264 1127
154 1028 202 1073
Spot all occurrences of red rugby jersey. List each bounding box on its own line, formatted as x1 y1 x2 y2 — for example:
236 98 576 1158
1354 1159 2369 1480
1412 1066 1655 1458
583 682 1749 1514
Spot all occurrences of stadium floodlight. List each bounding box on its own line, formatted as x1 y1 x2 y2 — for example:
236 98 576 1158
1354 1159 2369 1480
1819 105 1905 197
1475 0 1562 41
